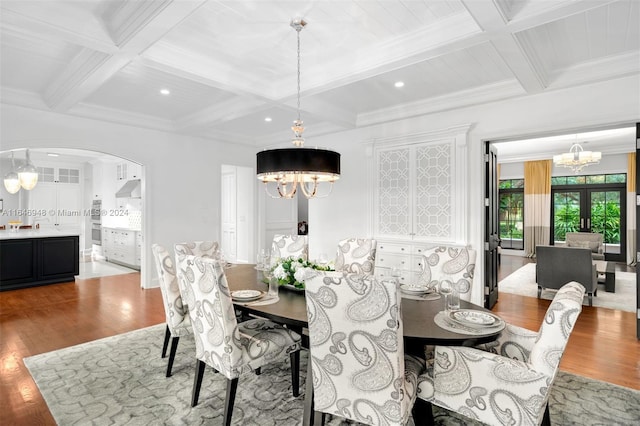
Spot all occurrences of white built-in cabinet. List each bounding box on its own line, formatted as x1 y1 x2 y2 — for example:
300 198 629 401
116 162 141 181
102 227 141 270
29 165 82 227
369 125 471 279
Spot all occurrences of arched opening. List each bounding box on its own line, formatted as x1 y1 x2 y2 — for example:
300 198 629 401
1 148 145 286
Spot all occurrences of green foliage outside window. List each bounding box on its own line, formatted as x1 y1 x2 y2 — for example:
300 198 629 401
590 200 621 243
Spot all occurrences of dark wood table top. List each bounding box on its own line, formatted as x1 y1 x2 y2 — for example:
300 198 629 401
225 264 502 346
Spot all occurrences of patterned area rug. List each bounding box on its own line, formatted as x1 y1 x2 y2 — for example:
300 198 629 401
24 324 640 425
499 263 637 312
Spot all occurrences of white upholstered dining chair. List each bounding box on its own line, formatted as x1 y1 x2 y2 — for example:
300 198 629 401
271 234 308 261
415 281 586 426
175 254 302 426
417 246 476 302
334 237 377 275
304 271 424 425
151 243 192 377
173 241 219 306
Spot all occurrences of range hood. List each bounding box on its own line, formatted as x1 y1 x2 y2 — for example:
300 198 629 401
116 179 141 198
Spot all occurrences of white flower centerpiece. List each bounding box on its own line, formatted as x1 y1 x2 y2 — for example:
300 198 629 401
269 256 334 290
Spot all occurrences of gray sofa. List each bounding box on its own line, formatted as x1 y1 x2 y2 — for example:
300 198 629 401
565 232 605 260
536 245 597 306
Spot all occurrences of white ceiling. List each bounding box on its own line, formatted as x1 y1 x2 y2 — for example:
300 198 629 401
1 0 639 154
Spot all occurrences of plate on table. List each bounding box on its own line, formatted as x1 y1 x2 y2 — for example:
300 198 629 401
400 284 432 295
449 309 500 327
231 290 264 302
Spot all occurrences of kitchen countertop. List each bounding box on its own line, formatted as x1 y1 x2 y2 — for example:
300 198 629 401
101 226 141 232
0 228 81 240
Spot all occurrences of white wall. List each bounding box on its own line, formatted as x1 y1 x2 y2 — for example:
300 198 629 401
306 75 639 305
2 74 638 303
1 104 256 289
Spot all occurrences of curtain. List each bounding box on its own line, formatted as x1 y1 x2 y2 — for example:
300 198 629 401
627 153 636 265
524 160 551 257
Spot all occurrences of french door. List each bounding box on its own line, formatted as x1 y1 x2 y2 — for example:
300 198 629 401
552 186 626 262
484 142 499 309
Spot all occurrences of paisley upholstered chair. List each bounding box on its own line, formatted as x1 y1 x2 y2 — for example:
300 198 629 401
151 244 192 377
173 241 219 306
271 234 308 261
175 254 302 426
416 281 586 426
174 240 219 260
417 246 476 302
304 272 424 425
334 237 377 275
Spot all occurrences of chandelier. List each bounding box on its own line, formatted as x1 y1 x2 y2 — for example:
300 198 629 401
256 18 340 199
553 142 601 173
3 149 38 193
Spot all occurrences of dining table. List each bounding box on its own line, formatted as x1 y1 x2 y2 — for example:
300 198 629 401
224 264 505 426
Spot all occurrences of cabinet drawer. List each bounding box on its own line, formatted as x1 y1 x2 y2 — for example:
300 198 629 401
376 242 410 255
375 253 411 269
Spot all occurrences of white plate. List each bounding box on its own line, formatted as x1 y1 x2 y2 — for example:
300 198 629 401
231 290 264 302
400 284 431 295
450 310 499 326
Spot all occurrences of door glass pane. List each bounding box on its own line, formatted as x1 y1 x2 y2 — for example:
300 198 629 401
499 192 524 249
590 191 621 254
554 191 581 241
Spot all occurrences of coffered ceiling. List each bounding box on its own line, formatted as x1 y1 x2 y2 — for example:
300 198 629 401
1 0 638 148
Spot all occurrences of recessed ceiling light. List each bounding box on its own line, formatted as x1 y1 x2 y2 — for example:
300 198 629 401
47 153 59 157
394 81 405 88
160 89 170 95
264 117 272 122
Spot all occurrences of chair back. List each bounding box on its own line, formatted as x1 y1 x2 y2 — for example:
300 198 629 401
334 238 377 275
175 254 247 379
173 241 219 304
529 281 585 377
151 244 188 335
174 241 219 260
535 245 597 294
418 246 476 302
271 234 307 260
304 272 412 425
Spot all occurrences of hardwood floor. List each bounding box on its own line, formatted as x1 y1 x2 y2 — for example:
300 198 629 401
1 259 638 425
0 274 165 425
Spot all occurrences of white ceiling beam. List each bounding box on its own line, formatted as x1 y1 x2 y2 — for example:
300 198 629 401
504 0 619 34
175 97 270 131
0 6 117 53
296 97 358 130
461 0 546 94
43 0 208 112
138 56 271 101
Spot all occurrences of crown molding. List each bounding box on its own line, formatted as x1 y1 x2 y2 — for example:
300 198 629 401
1 87 49 110
364 124 473 147
0 5 117 53
68 102 175 133
357 80 526 128
547 52 640 90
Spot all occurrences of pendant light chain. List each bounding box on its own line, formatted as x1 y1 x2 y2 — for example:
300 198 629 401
290 19 306 147
296 26 301 123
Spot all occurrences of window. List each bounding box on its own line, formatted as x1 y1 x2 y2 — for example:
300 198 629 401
551 173 626 261
499 179 524 250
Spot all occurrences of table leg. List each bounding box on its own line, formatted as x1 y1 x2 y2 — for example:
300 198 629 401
605 270 615 292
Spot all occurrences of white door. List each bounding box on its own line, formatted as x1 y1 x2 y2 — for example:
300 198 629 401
221 167 237 260
221 165 255 263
